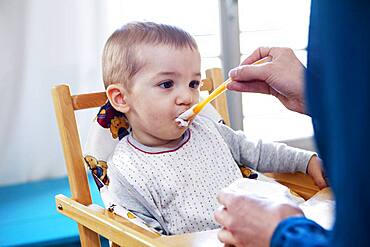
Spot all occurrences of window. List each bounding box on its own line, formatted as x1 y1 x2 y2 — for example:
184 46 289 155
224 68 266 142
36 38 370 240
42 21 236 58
239 0 313 141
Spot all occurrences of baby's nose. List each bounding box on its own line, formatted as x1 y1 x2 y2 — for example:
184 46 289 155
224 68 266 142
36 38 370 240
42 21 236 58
176 90 194 105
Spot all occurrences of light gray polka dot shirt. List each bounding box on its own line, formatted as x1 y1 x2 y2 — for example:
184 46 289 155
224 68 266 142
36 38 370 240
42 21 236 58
107 116 314 235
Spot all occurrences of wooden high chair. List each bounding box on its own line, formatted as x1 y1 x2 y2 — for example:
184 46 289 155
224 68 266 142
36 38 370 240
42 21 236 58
52 68 320 247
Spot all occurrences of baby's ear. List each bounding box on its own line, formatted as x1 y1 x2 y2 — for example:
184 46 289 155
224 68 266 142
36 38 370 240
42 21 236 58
106 84 130 113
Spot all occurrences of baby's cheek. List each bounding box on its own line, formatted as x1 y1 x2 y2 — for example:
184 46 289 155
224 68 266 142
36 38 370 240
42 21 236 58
147 111 168 126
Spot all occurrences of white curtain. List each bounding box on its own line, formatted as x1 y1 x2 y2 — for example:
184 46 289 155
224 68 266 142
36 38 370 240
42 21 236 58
0 0 116 185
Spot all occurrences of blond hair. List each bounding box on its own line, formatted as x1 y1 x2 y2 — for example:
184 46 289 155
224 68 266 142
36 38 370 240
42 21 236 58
102 22 198 88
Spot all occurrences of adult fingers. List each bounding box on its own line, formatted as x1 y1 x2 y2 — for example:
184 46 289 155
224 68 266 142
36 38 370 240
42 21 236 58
228 63 271 83
241 47 272 65
227 80 271 94
217 228 238 246
214 206 231 228
216 190 236 208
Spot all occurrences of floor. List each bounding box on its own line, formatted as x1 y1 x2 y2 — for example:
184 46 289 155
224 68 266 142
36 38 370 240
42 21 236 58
0 173 108 246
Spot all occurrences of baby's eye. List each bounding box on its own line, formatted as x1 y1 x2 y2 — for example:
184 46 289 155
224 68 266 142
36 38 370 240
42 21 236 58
159 80 174 89
189 80 200 89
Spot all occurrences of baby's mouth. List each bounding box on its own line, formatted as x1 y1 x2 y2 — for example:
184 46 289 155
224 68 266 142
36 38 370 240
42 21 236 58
175 118 189 127
175 110 190 127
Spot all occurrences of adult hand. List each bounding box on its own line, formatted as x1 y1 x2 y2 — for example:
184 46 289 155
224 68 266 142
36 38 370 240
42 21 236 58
214 190 303 247
228 47 306 114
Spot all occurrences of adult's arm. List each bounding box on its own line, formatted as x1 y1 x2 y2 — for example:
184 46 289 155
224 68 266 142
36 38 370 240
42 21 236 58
271 217 329 247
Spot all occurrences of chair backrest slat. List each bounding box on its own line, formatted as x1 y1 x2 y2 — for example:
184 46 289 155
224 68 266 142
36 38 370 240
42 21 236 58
72 92 107 110
200 78 213 92
205 68 230 126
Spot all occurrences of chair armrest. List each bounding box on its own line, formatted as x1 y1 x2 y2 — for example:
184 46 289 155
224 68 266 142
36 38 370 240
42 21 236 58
55 194 222 247
56 194 161 246
158 229 222 247
264 172 320 200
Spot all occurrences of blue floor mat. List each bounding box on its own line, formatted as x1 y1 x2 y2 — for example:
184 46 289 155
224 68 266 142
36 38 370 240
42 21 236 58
0 174 108 247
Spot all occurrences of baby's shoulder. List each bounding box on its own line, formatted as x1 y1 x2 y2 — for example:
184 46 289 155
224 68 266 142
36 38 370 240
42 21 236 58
113 135 130 151
109 136 133 161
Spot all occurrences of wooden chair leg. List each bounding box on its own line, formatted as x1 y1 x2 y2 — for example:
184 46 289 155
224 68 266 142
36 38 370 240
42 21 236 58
79 225 101 247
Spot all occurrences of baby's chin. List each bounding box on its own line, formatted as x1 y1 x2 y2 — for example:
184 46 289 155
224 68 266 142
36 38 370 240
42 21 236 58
153 119 189 140
167 126 188 139
174 127 188 138
156 130 188 148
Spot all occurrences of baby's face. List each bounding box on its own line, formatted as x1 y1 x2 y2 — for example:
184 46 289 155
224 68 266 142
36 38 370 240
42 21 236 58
124 44 201 147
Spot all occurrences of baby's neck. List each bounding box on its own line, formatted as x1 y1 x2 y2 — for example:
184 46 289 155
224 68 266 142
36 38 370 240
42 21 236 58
131 131 185 148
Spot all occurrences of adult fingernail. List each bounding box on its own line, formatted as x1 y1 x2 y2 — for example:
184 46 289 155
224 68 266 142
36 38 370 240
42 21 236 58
228 69 237 78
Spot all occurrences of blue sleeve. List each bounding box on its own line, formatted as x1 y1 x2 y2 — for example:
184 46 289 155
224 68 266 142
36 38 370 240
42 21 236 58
270 217 330 247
